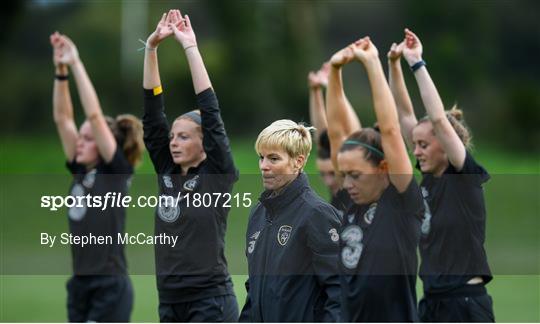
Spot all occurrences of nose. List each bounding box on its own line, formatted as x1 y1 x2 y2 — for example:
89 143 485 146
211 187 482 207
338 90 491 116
170 136 178 148
342 175 353 190
259 158 270 172
413 145 422 157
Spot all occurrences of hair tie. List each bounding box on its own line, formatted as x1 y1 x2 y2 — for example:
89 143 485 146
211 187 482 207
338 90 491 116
343 140 384 158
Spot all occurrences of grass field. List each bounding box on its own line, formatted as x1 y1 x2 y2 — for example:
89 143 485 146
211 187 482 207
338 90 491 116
1 137 539 322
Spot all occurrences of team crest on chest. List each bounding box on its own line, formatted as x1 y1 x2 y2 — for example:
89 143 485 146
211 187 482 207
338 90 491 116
277 225 293 246
363 203 377 225
157 195 181 223
183 175 199 191
82 169 97 188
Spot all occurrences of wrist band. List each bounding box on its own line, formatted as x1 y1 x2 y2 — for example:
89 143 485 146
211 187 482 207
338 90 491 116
137 38 157 52
55 74 68 81
153 85 163 96
184 45 197 51
411 60 426 72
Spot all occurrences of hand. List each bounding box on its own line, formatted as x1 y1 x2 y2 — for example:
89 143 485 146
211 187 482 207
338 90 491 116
307 71 321 88
146 11 174 49
402 28 423 65
50 31 64 68
387 41 405 62
317 62 330 87
56 34 80 66
351 37 379 64
330 46 355 68
169 10 197 49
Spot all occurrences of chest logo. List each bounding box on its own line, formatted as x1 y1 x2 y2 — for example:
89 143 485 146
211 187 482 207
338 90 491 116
363 203 377 225
69 184 87 221
340 225 363 270
277 225 293 246
329 228 339 242
163 175 173 189
82 169 97 188
420 186 432 235
247 230 261 254
183 175 199 191
421 199 432 235
157 195 181 223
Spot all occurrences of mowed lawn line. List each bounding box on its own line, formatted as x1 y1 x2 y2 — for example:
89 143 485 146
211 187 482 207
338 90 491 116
0 275 249 322
1 275 538 322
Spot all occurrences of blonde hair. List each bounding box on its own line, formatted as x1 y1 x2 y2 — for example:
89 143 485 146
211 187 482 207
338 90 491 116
173 110 202 138
255 119 314 166
419 104 473 149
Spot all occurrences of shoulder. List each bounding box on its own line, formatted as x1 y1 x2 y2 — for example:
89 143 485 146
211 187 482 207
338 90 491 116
99 147 133 175
300 189 342 226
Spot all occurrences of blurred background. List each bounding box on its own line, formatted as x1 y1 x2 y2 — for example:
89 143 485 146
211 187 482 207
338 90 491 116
1 0 539 322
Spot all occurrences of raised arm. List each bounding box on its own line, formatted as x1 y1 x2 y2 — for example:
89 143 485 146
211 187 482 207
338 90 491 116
352 37 412 192
57 35 117 164
308 62 329 141
387 41 417 149
144 11 174 90
170 9 236 175
169 10 211 94
402 29 466 169
326 46 361 170
50 32 78 161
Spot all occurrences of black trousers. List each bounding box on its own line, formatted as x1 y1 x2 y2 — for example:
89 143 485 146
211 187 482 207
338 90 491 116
159 294 239 322
419 285 495 322
67 275 133 322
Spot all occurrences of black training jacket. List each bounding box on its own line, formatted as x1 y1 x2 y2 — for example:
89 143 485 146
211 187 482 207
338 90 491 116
143 87 238 303
239 173 342 322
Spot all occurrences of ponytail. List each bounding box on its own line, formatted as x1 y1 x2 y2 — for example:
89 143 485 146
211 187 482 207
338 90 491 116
106 114 144 166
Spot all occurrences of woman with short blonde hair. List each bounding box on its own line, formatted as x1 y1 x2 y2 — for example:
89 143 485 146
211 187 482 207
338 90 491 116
240 119 342 322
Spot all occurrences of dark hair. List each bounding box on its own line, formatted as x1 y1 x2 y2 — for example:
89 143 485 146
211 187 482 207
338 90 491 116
105 114 145 166
418 105 473 149
317 129 331 159
339 128 384 166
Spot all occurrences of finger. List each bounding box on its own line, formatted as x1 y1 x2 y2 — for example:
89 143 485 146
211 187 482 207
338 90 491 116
321 62 330 72
168 22 179 33
184 15 191 28
159 12 167 24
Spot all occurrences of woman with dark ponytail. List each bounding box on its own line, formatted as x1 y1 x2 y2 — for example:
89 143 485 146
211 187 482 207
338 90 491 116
327 37 424 322
50 32 144 322
389 28 494 322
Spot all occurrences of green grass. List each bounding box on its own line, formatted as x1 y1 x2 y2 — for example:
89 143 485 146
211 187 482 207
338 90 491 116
1 136 539 322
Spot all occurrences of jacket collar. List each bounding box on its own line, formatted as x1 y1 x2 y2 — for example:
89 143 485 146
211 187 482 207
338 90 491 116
259 172 310 213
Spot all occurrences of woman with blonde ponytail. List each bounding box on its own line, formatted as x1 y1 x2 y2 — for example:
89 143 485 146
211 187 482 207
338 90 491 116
50 32 144 322
390 28 494 322
239 119 342 322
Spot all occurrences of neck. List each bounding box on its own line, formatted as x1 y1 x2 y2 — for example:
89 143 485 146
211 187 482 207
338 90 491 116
366 175 389 205
85 160 98 171
433 160 449 178
271 173 299 197
180 153 207 176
